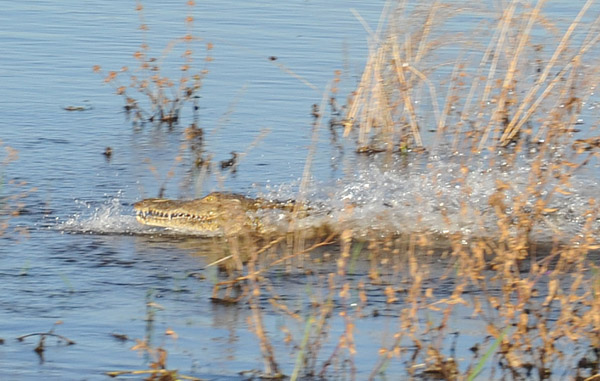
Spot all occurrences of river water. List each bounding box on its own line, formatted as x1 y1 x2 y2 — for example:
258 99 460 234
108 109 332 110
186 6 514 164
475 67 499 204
1 1 599 380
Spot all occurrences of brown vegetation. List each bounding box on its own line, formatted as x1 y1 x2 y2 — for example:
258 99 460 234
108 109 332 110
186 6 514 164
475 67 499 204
208 1 600 379
93 0 210 127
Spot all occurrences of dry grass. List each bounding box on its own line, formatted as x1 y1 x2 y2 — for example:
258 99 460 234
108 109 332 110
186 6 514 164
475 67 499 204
344 1 600 154
207 1 600 379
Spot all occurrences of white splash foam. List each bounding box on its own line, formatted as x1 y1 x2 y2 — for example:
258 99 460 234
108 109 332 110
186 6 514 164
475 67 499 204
262 151 600 242
58 196 226 237
58 196 153 236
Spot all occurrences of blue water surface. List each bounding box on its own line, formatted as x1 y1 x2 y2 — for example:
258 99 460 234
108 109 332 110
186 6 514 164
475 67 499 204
1 1 598 380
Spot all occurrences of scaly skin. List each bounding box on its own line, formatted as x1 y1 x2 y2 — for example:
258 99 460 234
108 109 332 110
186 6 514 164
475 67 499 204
134 192 298 235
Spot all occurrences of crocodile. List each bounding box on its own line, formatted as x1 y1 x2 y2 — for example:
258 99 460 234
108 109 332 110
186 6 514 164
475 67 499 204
134 192 304 236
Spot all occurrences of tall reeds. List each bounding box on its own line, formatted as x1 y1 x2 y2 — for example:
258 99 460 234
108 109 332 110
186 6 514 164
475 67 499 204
344 0 600 154
226 1 600 378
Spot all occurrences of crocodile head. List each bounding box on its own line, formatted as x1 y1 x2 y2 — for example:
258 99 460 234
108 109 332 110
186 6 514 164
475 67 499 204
134 192 292 235
135 193 251 235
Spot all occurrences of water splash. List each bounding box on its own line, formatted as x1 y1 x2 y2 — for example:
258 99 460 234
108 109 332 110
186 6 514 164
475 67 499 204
57 194 226 237
58 151 599 242
58 195 154 236
263 151 600 242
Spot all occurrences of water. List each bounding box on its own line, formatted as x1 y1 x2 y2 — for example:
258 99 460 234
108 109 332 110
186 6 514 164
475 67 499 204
1 1 599 379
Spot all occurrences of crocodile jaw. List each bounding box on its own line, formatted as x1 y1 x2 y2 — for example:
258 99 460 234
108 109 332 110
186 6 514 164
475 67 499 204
135 203 221 233
134 194 249 235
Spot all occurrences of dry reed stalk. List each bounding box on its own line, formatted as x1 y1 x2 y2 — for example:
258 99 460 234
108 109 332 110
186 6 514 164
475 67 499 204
432 58 463 148
246 249 282 377
486 0 546 147
471 1 517 149
391 40 423 147
345 0 600 155
501 30 600 146
499 0 598 145
345 2 486 152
